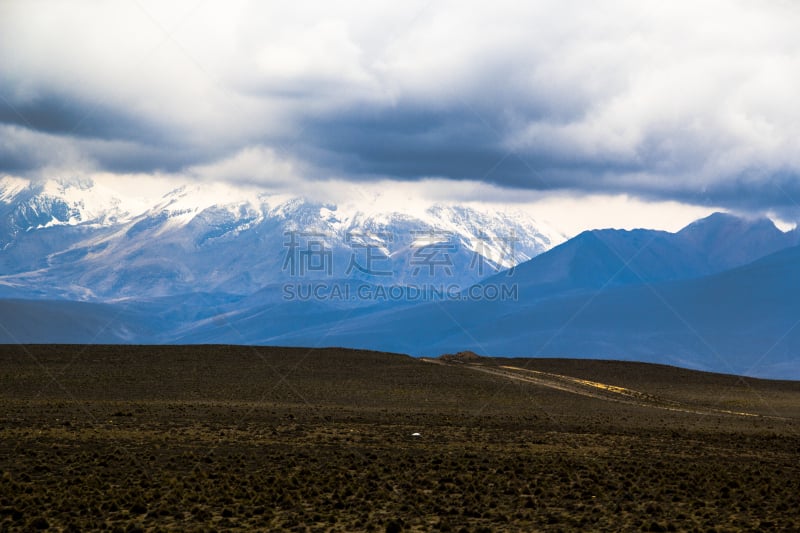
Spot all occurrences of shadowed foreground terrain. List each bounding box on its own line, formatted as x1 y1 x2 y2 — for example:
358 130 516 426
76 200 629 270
1 346 799 532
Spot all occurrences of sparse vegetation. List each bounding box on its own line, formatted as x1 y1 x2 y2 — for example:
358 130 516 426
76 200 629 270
1 345 799 531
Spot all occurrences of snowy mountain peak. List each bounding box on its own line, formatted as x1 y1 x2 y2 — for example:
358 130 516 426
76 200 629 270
0 176 31 203
1 176 145 228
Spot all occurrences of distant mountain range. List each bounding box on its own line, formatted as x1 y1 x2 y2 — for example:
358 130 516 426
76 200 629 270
1 176 799 379
0 176 563 300
239 213 800 378
272 239 800 378
483 211 800 300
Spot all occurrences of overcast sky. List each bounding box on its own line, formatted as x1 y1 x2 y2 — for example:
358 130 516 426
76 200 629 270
1 0 799 233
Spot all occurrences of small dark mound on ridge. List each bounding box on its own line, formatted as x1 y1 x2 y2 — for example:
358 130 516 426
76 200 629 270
439 350 484 363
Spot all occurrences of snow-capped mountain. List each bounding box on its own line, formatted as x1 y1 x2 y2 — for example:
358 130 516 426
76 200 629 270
0 176 565 300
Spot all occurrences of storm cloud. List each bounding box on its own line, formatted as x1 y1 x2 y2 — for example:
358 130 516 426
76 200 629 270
2 0 800 218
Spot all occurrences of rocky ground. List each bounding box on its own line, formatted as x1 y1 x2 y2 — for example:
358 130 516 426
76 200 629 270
1 345 799 531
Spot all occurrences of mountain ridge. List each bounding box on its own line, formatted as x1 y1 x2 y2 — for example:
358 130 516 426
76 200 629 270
263 241 800 378
2 177 799 379
478 212 799 302
0 176 564 300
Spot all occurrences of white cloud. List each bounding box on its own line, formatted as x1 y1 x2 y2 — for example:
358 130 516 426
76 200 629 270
519 194 721 237
187 145 303 187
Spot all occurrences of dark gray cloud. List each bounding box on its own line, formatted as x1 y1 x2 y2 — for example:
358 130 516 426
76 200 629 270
0 91 142 141
0 140 38 174
0 87 245 174
297 102 647 190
